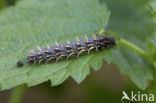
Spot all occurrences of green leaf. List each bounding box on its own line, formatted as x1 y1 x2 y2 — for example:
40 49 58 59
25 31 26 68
0 0 110 90
103 0 156 89
113 45 153 89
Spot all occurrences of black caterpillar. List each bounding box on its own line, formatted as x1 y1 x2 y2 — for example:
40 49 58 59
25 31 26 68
17 34 116 67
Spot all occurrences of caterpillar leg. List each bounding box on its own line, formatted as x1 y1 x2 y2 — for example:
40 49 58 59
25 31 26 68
46 57 54 63
39 59 44 64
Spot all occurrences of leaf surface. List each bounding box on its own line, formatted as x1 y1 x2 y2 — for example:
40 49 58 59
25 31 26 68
0 0 111 90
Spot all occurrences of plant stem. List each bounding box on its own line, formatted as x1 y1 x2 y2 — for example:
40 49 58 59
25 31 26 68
118 38 153 62
8 85 27 103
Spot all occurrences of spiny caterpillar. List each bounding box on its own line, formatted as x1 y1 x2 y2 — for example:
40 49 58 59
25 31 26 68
17 34 116 67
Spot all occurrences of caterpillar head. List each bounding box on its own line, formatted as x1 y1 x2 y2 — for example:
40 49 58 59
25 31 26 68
109 37 116 46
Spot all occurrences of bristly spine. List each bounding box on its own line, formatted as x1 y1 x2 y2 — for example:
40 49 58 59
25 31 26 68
17 34 116 67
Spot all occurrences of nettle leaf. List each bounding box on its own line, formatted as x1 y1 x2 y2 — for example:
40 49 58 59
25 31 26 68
0 0 110 90
103 0 156 89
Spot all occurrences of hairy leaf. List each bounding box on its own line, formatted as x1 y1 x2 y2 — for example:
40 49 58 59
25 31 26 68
0 0 110 90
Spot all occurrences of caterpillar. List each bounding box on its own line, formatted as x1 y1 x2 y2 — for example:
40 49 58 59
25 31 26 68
17 34 116 67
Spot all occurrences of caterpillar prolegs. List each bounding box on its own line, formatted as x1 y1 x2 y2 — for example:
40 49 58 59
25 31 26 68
17 34 116 67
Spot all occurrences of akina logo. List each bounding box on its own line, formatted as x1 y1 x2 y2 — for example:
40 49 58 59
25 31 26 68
121 91 154 102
